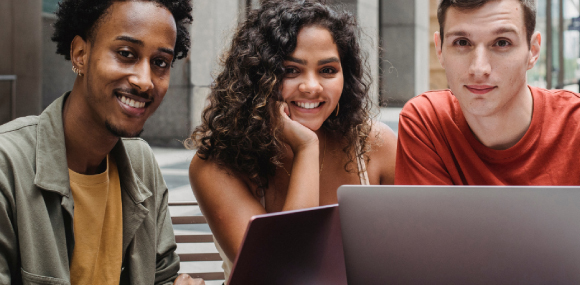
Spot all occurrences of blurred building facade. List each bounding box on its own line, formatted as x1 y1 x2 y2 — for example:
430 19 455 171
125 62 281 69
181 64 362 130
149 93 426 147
0 0 578 146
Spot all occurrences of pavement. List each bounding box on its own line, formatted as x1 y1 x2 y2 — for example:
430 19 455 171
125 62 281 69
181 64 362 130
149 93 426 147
153 107 401 284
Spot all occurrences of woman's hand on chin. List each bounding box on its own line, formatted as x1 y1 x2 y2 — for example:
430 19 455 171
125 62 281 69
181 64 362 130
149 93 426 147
279 102 319 153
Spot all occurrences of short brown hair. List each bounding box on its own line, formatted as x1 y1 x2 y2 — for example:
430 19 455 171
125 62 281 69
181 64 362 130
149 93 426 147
437 0 536 47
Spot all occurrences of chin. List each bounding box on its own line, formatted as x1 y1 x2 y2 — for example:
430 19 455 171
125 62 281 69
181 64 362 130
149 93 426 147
105 121 144 138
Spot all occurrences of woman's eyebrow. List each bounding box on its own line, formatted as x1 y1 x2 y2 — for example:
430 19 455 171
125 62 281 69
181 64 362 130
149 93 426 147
318 57 340 65
285 56 307 65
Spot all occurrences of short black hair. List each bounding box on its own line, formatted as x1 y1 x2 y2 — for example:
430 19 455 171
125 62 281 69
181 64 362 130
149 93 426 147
51 0 193 62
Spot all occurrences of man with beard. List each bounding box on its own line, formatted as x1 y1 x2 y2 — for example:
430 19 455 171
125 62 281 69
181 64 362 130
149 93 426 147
0 0 203 284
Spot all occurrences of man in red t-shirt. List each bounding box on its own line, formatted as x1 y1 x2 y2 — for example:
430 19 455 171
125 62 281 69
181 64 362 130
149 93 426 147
396 0 580 185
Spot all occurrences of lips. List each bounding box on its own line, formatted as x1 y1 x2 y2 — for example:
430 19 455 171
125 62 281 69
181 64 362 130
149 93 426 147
465 85 496 95
115 91 151 116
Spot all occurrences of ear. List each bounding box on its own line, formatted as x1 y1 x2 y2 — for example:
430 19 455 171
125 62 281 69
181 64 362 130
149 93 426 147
70 35 88 75
527 31 541 70
434 31 445 69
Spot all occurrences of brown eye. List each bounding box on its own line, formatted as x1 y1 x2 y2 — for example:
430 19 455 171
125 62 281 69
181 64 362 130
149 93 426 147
321 67 336 74
496 40 510 47
284 67 298 74
153 58 168 68
118 50 134 58
456 39 468 46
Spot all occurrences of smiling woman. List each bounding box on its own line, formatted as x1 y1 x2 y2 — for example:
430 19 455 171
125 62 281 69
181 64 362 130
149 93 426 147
186 0 397 283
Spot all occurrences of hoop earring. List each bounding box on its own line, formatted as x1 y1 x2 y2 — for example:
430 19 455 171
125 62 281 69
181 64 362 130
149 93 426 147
72 65 83 76
335 102 339 116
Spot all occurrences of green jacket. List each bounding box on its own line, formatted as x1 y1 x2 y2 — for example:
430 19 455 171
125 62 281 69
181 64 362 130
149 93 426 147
0 93 180 284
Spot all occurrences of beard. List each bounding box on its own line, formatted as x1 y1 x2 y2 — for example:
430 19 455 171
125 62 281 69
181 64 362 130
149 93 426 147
105 120 144 138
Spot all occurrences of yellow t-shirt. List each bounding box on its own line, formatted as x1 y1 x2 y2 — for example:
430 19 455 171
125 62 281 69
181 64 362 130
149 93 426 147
69 155 123 284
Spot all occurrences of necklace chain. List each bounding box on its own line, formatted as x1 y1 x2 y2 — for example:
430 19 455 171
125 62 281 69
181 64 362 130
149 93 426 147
281 132 326 177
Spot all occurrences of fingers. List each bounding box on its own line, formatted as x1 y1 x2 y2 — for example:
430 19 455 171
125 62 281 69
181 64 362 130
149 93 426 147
173 274 206 285
279 101 290 118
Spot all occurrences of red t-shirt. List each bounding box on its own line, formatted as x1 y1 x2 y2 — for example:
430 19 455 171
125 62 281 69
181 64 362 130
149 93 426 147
395 86 580 185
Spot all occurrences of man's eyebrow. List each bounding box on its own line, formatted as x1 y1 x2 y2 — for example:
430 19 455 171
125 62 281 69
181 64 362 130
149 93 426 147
318 57 340 65
445 30 469 39
115 36 143 46
116 36 174 57
159 47 174 57
285 56 307 65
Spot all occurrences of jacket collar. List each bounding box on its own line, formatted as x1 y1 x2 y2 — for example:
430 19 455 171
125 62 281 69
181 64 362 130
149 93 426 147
34 93 152 204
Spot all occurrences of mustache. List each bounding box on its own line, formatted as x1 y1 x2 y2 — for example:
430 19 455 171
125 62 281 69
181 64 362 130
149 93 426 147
113 87 152 101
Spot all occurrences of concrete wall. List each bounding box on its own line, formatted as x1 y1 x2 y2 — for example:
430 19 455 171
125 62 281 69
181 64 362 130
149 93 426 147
42 14 76 109
141 58 192 147
0 0 42 125
379 0 430 106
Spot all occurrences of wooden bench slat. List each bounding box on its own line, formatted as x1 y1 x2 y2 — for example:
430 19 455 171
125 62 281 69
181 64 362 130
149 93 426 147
171 201 224 280
185 272 225 281
175 234 214 243
178 253 223 261
171 216 207 224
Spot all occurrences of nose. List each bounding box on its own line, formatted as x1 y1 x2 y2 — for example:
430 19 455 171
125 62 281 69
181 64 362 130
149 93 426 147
298 73 323 95
128 61 154 92
468 45 491 78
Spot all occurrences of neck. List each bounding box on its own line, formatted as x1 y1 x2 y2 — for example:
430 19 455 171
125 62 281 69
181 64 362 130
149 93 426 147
465 86 534 150
63 81 119 175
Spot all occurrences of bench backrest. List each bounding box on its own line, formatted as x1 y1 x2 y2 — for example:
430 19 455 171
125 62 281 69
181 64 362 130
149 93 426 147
169 201 225 281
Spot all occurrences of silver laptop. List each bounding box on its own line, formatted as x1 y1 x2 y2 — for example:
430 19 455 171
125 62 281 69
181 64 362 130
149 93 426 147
228 204 347 285
338 185 580 284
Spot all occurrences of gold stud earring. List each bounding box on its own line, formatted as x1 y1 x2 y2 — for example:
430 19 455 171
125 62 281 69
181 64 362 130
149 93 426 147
335 102 340 116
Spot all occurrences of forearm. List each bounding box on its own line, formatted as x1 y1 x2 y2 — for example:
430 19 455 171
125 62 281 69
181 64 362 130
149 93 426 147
283 144 320 211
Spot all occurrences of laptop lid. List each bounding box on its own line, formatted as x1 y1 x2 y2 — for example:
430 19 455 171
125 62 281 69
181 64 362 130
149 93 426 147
338 185 580 284
228 204 347 285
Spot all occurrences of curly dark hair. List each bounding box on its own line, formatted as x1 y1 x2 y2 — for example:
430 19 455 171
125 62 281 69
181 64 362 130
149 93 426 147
188 0 372 190
51 0 192 62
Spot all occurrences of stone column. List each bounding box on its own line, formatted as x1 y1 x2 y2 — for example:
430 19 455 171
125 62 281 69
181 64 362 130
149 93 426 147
188 0 243 131
327 0 380 108
0 0 42 124
357 0 380 109
380 0 430 106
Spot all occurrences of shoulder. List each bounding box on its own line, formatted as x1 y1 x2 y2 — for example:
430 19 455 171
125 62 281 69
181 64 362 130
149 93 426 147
367 120 397 147
366 120 397 184
400 89 455 118
0 116 39 141
119 138 162 183
398 90 458 135
189 154 243 187
0 116 39 160
121 138 156 163
534 86 580 106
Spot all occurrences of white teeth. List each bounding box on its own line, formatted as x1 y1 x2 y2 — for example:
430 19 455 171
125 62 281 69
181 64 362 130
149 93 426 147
119 95 146 108
296 102 321 109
